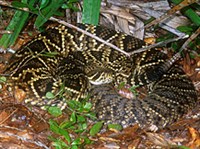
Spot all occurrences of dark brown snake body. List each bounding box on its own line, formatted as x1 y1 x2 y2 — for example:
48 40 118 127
4 24 197 130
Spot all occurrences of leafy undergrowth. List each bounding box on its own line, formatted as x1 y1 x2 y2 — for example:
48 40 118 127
0 34 199 148
0 81 199 148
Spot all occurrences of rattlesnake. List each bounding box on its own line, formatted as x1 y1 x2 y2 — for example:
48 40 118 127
4 24 197 130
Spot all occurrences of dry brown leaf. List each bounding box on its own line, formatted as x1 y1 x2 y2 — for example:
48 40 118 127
187 127 200 149
128 138 141 149
104 142 120 149
0 111 9 125
13 87 26 103
146 132 176 147
99 136 120 142
144 37 156 44
118 87 134 99
101 6 136 22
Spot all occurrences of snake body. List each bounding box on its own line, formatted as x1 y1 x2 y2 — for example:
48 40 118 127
5 24 197 130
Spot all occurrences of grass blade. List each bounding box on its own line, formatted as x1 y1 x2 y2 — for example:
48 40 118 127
82 0 101 25
34 0 66 28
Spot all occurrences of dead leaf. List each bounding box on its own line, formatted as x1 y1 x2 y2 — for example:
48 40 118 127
14 87 26 103
144 37 156 44
146 132 176 147
0 111 9 125
187 127 200 149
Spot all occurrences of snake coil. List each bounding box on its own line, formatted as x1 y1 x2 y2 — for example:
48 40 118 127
4 24 197 130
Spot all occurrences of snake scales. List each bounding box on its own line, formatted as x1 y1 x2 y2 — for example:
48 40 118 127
4 24 197 130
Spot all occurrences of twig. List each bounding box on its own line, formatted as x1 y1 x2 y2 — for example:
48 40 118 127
0 108 18 125
49 17 130 57
128 34 188 55
154 27 200 68
0 0 29 12
167 27 200 64
0 1 193 60
144 0 197 29
0 131 49 149
0 30 13 34
179 26 200 52
49 17 189 58
0 0 11 7
0 1 130 57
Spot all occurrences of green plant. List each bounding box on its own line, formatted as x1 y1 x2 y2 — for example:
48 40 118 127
0 0 80 49
47 98 101 149
82 0 101 25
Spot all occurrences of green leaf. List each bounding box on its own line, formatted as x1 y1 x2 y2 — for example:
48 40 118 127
71 145 78 149
117 82 125 89
53 11 65 17
77 115 86 122
48 136 57 142
177 26 193 32
60 120 74 129
75 123 87 133
68 125 76 130
171 42 179 51
0 0 38 49
189 53 195 59
85 112 96 120
171 0 200 26
108 124 123 131
58 82 66 96
60 129 71 143
61 0 80 11
40 0 50 10
83 102 92 111
11 1 28 8
89 122 103 136
52 139 68 149
82 0 101 25
48 106 62 117
70 112 77 123
82 136 92 145
49 120 71 143
129 85 139 95
177 26 194 35
68 0 79 2
156 33 174 42
67 100 82 110
0 8 28 48
80 123 87 130
46 92 55 99
71 138 82 145
49 119 60 134
0 76 7 83
34 0 66 28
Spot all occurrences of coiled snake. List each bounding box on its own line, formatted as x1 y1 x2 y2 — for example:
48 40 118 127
4 24 197 130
